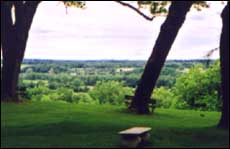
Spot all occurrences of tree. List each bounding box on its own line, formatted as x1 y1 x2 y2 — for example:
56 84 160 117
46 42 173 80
1 1 84 102
130 2 194 114
1 1 40 102
115 1 208 114
218 3 229 129
71 78 84 92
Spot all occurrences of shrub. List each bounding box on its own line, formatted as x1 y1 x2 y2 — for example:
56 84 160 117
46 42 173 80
152 87 174 108
172 62 221 111
41 95 52 102
89 81 133 105
72 93 97 104
26 86 50 101
54 88 74 103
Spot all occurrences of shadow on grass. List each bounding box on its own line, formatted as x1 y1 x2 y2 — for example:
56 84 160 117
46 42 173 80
151 126 229 148
2 122 229 148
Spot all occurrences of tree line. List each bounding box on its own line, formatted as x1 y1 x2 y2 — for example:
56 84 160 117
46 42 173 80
17 60 221 111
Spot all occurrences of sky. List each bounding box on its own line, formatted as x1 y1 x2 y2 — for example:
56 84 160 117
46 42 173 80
24 1 226 60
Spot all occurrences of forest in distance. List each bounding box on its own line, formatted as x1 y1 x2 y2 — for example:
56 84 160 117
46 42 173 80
15 59 221 111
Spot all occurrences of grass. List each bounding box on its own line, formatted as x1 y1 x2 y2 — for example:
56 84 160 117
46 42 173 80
1 101 229 148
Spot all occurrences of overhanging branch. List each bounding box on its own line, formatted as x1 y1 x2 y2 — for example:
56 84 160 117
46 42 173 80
115 1 155 21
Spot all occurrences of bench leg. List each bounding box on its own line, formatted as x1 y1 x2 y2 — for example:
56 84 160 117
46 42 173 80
141 132 151 142
121 136 141 148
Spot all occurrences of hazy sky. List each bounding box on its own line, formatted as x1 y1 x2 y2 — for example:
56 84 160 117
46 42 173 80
24 1 226 60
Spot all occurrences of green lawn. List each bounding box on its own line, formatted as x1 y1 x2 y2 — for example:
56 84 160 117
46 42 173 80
1 101 229 148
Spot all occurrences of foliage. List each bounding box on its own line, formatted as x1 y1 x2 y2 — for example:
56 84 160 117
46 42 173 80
69 78 89 92
152 87 174 108
72 93 97 104
89 81 133 105
26 86 51 101
26 85 74 103
52 88 74 103
19 59 221 110
156 75 176 88
137 1 209 16
63 1 86 8
123 74 140 87
193 1 210 11
172 62 221 111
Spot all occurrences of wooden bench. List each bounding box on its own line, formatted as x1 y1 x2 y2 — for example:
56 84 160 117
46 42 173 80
125 95 157 113
118 127 152 148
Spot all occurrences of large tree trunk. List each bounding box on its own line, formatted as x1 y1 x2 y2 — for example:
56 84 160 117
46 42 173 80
1 53 22 101
218 3 229 129
130 2 193 114
1 1 40 102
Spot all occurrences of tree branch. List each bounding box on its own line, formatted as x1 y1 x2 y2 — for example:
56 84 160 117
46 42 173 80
114 1 155 21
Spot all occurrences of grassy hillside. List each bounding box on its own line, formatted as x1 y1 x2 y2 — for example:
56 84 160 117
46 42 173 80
1 101 229 148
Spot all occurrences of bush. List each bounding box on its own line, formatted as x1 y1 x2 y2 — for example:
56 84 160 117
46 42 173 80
41 95 52 102
48 81 59 90
54 88 74 103
172 62 221 111
72 93 97 104
152 87 174 108
26 86 50 101
70 78 84 92
89 81 133 105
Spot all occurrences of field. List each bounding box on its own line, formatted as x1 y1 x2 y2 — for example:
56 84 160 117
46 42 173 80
1 101 229 148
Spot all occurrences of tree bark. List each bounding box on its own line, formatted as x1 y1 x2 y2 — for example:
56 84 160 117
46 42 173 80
218 3 229 129
130 2 193 114
1 1 40 102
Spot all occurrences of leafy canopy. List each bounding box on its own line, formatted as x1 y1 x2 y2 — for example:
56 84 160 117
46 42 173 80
137 1 209 16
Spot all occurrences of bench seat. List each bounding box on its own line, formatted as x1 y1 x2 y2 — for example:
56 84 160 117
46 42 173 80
125 95 157 113
118 127 152 148
119 127 151 135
